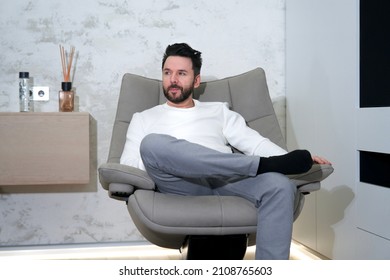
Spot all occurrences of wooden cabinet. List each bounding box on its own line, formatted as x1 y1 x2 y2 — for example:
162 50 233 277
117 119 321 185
0 112 90 185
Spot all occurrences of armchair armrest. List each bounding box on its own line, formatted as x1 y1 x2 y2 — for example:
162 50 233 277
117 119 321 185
98 162 155 191
288 164 334 192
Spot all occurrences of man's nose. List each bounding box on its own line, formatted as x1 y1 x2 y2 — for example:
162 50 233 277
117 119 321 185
170 73 178 84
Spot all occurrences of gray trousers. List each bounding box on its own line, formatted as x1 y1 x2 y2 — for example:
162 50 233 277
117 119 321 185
140 133 296 260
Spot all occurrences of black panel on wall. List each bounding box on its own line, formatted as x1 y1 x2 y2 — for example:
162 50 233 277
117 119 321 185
360 0 390 107
360 150 390 188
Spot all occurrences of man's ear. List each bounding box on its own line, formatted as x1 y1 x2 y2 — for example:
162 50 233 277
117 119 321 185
194 74 201 88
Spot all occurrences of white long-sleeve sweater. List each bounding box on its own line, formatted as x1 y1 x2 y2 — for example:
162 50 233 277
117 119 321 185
120 100 287 171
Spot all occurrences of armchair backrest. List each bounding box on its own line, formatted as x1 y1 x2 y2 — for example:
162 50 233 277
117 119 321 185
108 68 286 163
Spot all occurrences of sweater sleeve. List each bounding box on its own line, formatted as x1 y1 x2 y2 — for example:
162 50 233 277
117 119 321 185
120 113 146 170
222 104 287 157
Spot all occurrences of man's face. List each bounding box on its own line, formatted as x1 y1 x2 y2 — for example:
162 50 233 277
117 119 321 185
162 56 200 104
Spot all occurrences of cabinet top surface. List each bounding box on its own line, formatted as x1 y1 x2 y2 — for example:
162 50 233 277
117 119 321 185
0 112 90 117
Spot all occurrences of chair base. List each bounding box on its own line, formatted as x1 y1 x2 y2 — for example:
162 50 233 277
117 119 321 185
181 234 248 260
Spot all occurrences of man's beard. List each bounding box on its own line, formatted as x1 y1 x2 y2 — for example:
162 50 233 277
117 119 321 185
163 83 194 104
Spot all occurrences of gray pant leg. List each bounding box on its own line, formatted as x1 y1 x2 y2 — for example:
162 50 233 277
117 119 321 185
213 173 296 260
140 133 259 189
140 133 295 259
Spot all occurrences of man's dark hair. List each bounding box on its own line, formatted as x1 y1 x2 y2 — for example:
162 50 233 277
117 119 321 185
162 43 202 76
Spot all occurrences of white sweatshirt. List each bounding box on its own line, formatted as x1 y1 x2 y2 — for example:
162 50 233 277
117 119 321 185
120 100 287 171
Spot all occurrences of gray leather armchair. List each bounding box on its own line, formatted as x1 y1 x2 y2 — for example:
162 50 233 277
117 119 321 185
98 68 333 259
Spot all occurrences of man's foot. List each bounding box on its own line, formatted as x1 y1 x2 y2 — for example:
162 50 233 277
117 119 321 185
257 150 313 175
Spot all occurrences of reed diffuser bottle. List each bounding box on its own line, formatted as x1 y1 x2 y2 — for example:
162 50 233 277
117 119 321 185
59 81 74 112
59 45 75 112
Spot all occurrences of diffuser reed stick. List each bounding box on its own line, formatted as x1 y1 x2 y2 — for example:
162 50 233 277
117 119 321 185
59 45 75 82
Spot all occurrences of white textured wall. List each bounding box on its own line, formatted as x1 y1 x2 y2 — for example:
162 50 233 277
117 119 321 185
0 0 285 246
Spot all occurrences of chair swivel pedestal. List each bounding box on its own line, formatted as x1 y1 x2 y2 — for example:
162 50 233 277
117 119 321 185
181 234 248 260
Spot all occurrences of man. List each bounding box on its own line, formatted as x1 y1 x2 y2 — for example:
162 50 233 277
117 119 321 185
120 43 330 259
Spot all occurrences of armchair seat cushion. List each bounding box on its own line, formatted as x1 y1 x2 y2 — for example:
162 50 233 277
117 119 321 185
128 190 258 235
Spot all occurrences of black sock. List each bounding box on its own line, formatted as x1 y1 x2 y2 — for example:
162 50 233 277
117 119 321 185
257 150 313 175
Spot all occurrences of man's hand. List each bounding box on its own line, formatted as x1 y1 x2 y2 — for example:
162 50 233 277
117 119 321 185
312 155 331 165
